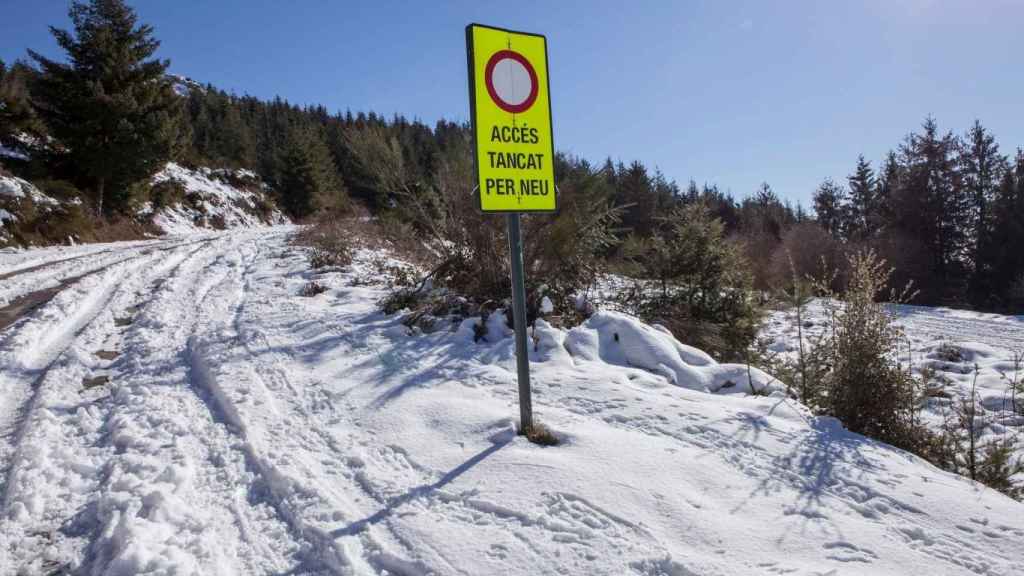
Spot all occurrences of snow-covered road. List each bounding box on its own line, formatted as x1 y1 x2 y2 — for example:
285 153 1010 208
2 228 1023 575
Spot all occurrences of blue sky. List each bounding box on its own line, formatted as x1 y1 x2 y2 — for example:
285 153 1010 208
3 1 1023 206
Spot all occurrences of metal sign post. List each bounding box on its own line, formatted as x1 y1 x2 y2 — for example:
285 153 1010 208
466 23 556 432
506 213 533 431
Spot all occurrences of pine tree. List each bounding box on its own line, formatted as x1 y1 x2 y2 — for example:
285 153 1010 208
813 178 847 239
988 151 1024 310
212 93 256 168
600 157 617 191
846 155 877 242
651 169 679 213
28 0 183 214
278 125 346 219
617 161 655 236
960 121 1005 306
0 60 42 147
894 117 968 304
876 150 901 235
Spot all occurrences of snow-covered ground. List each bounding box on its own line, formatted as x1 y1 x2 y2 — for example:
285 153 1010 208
762 299 1024 488
1 228 1023 575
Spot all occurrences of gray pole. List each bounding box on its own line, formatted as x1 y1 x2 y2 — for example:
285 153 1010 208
506 213 533 432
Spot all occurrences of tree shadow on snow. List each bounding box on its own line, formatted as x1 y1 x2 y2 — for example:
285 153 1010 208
730 416 909 545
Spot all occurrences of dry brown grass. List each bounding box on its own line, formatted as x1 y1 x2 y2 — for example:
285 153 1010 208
293 216 355 270
90 218 162 243
523 422 559 446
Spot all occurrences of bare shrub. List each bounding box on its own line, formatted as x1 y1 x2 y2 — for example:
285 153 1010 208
1003 351 1023 416
294 216 354 270
91 218 162 242
769 222 847 293
523 422 559 446
934 342 964 363
344 126 620 326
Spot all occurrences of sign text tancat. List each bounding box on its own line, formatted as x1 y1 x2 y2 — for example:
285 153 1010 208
466 24 556 212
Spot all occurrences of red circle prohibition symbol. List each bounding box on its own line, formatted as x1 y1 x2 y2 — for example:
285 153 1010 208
484 50 539 114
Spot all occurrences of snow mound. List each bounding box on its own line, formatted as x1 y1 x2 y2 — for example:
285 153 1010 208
566 310 781 394
149 162 288 235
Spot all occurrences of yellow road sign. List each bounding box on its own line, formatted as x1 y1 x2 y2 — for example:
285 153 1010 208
466 23 556 212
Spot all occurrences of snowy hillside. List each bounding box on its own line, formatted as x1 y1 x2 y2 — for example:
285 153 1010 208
148 162 288 234
0 163 287 247
0 175 62 245
1 228 1021 575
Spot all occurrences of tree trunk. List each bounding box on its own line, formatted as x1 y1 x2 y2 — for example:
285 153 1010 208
97 177 105 217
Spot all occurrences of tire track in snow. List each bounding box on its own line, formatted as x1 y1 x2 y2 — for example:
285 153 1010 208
75 229 304 575
0 236 213 310
183 234 398 575
0 238 222 572
0 241 202 498
891 309 1024 352
0 239 158 281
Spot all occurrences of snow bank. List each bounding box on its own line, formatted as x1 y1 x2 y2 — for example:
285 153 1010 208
149 162 288 235
227 244 1021 575
448 308 783 395
565 310 781 394
0 133 36 161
